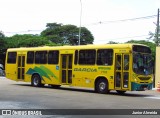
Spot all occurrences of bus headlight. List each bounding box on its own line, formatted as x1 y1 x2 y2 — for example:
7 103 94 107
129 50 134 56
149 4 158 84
151 76 154 82
134 78 137 82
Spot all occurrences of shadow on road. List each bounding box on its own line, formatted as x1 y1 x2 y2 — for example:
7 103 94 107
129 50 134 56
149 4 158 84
12 83 154 98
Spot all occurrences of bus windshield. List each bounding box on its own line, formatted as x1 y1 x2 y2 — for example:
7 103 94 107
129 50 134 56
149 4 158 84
133 53 153 75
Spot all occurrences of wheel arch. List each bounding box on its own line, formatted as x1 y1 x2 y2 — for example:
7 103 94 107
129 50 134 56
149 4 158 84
31 72 44 87
94 76 109 90
31 72 42 81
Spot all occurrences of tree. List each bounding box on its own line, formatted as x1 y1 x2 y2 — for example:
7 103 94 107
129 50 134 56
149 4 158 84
107 41 119 44
148 26 160 46
0 31 5 38
41 23 94 45
0 31 6 65
5 34 50 48
46 23 62 30
0 31 6 51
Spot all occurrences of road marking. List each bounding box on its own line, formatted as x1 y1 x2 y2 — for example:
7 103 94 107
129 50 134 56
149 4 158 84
144 96 160 99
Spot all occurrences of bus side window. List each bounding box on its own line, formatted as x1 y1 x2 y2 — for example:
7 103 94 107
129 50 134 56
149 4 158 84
97 49 113 66
35 51 47 64
74 50 78 65
7 52 17 64
79 50 96 65
48 50 59 64
27 51 34 64
79 50 85 64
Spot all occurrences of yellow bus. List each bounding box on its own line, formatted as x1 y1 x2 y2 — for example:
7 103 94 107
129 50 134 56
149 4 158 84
5 44 153 94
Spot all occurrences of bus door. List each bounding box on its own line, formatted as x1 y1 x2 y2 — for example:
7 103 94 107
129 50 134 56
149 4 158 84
17 54 25 80
61 54 73 84
115 54 130 89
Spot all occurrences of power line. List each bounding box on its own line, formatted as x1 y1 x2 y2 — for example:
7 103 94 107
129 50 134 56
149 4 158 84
5 30 42 34
85 15 157 26
97 34 149 42
3 14 157 34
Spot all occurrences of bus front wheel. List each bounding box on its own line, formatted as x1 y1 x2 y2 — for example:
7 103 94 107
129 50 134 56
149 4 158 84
31 74 43 87
95 79 109 94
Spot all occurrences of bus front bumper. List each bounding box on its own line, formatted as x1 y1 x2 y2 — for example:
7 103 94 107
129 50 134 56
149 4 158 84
131 82 152 91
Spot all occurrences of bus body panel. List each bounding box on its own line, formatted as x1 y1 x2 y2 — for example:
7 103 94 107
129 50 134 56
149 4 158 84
25 64 61 85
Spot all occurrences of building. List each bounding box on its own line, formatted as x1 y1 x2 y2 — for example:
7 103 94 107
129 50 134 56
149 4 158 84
155 47 160 87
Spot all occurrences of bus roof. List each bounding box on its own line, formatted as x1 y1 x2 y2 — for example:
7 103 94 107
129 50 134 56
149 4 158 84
7 43 148 51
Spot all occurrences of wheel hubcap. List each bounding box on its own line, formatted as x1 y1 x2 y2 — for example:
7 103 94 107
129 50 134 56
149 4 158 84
33 77 38 86
99 82 106 91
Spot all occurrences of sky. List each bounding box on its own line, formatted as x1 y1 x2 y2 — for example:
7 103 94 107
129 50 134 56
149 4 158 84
0 0 159 44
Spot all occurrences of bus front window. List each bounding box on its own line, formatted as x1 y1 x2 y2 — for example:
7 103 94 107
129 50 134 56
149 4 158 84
133 53 153 75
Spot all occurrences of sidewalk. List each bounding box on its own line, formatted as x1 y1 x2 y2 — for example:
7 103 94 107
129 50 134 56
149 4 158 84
0 76 6 79
152 88 157 90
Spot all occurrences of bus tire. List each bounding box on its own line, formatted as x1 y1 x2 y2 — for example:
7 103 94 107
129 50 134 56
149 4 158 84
31 74 43 87
95 79 109 94
116 90 126 94
0 68 3 76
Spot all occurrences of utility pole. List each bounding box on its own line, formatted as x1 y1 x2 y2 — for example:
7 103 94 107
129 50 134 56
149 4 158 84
156 8 159 46
78 0 82 45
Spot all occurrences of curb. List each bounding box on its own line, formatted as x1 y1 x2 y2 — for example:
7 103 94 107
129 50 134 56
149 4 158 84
152 88 157 90
0 76 6 79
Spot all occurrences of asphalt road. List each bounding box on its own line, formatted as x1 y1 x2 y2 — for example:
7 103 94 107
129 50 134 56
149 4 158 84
0 77 160 118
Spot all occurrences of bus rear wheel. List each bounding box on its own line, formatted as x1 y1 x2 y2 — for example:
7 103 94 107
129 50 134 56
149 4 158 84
95 79 109 94
31 74 43 87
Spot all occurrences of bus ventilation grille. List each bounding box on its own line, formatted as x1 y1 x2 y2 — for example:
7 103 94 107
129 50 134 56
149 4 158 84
138 77 150 80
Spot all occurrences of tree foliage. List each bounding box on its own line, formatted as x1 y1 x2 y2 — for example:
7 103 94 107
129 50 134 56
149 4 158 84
0 31 6 65
148 26 160 46
107 41 119 44
5 34 50 48
41 23 94 45
0 31 6 50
